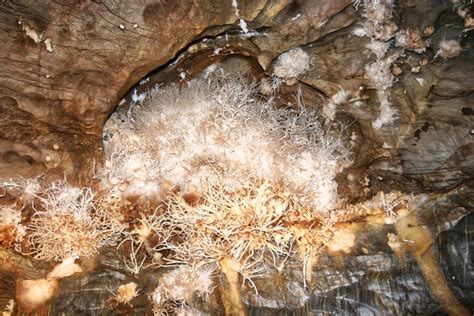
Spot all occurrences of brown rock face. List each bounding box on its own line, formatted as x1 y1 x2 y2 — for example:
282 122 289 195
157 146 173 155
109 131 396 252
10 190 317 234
0 0 267 184
3 0 469 189
0 0 473 314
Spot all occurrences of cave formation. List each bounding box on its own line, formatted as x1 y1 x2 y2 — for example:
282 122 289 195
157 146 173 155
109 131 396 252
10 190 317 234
0 0 473 315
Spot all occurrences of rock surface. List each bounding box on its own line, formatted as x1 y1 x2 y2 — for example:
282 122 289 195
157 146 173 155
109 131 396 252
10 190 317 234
0 0 267 183
1 1 472 189
0 0 473 314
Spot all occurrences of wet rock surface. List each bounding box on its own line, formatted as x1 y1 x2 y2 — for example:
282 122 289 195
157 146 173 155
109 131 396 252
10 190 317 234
11 210 468 315
439 212 474 311
0 0 473 314
240 190 474 315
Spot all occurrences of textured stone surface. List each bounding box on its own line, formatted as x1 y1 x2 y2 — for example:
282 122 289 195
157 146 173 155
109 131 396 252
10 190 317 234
1 0 471 189
0 0 268 184
240 183 474 314
0 0 473 314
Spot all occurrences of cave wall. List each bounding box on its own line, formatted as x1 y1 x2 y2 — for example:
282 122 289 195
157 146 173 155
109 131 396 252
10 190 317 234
1 0 474 314
1 0 472 191
0 0 269 183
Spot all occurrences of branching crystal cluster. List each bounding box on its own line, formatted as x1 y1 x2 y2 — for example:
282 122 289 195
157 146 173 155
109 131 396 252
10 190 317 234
273 47 310 80
155 182 332 269
99 76 352 312
151 265 214 311
102 76 350 211
26 180 122 261
354 0 400 129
